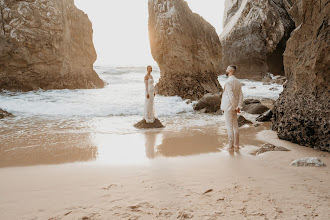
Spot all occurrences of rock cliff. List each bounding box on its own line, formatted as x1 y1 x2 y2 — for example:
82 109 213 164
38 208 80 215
220 0 295 79
148 0 222 100
272 0 330 152
0 0 104 91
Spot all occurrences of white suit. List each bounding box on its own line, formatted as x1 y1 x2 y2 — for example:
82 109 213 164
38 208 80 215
221 75 244 149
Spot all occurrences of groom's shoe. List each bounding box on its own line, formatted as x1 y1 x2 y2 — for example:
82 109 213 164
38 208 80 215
234 146 240 152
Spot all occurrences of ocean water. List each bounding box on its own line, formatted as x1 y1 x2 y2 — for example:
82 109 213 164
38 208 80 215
0 66 283 133
0 66 283 166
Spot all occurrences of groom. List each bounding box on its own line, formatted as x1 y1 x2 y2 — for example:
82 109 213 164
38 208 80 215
221 65 244 151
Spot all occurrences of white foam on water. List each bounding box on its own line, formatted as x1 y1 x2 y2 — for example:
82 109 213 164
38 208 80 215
0 66 283 134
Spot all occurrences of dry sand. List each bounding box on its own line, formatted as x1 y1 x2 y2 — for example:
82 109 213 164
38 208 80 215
0 124 329 220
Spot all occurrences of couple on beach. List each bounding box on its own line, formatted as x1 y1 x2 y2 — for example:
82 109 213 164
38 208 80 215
143 65 243 152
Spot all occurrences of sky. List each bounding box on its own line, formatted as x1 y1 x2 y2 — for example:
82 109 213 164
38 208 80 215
74 0 225 66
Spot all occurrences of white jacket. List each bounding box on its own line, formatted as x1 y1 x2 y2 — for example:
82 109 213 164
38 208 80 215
221 75 244 111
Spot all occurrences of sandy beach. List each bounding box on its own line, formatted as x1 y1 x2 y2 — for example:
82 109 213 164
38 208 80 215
1 122 329 220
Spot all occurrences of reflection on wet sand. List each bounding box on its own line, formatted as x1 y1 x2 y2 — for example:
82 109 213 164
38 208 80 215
0 133 97 168
0 119 271 168
144 132 159 159
143 124 268 159
154 130 224 157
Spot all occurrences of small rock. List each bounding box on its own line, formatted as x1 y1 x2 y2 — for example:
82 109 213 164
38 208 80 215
203 189 213 194
243 103 270 114
291 157 326 167
249 86 256 89
134 119 164 129
241 83 246 86
0 108 14 119
243 99 261 105
262 73 273 83
238 115 253 127
186 99 192 104
263 82 271 85
256 110 273 122
193 93 221 113
215 109 223 115
272 75 286 85
253 143 290 155
269 87 279 91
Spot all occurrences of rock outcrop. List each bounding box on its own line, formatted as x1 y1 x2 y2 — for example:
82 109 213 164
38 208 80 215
256 109 273 122
272 0 330 152
238 115 252 127
242 99 270 115
193 93 221 113
220 0 295 79
253 143 290 155
0 108 13 119
134 119 164 129
148 0 222 100
0 0 105 91
291 157 326 167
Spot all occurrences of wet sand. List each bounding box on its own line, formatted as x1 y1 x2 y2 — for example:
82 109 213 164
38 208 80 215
0 123 329 219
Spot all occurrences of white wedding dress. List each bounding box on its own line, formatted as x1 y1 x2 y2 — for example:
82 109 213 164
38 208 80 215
143 77 156 123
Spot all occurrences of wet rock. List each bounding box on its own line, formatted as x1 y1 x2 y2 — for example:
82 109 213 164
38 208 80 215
272 0 330 152
269 87 279 91
220 0 295 79
0 108 14 119
243 99 261 105
148 0 222 100
291 157 326 167
256 110 273 122
0 0 105 91
193 93 221 113
238 115 253 127
253 143 290 155
272 75 286 85
249 87 256 89
134 119 164 129
263 82 272 85
262 74 273 83
243 102 270 115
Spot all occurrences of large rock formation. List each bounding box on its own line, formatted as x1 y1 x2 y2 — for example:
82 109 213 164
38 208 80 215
148 0 222 100
220 0 295 79
0 0 105 91
272 0 330 152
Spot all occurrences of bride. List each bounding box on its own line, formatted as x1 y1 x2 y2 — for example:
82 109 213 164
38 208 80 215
143 65 156 123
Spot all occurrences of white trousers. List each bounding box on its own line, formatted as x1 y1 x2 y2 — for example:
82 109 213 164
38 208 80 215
224 110 239 148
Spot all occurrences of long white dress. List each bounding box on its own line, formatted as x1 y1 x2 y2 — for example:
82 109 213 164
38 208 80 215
143 77 156 123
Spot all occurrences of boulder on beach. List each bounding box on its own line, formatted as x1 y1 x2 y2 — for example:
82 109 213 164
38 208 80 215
148 0 223 100
193 93 221 113
291 157 326 167
253 143 290 155
134 119 164 129
243 99 261 105
0 108 14 119
242 100 270 115
256 110 273 122
272 75 287 85
238 115 253 127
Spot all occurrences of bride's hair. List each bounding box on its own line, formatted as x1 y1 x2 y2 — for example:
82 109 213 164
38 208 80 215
147 65 152 69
